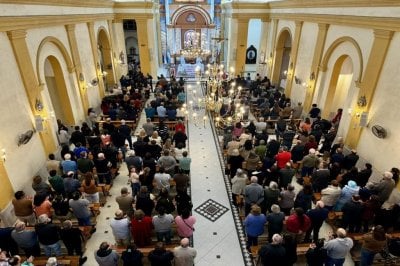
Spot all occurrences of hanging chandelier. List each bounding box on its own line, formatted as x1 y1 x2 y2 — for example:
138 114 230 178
185 62 246 129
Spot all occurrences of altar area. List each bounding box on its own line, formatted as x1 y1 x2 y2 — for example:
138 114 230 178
160 0 222 78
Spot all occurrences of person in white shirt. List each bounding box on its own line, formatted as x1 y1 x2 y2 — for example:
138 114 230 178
255 117 267 134
110 210 130 246
154 167 171 192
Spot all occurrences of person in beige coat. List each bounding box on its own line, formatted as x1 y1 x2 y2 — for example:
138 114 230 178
231 169 248 207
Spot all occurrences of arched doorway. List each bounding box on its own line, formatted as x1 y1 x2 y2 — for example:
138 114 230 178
319 37 364 141
98 29 116 91
44 56 74 126
272 29 292 88
322 56 355 139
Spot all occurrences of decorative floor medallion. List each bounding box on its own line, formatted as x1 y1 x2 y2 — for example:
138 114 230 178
194 199 229 222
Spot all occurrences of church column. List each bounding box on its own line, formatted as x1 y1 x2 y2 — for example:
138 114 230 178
345 29 394 148
65 24 89 115
235 17 249 75
107 20 122 82
270 19 279 82
87 22 105 99
0 160 14 215
111 19 128 78
258 17 271 77
7 30 57 154
285 21 303 97
136 16 152 75
303 23 330 112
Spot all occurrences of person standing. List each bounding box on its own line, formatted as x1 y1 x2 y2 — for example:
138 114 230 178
148 242 174 266
231 169 247 207
175 208 196 239
94 242 119 266
110 210 131 246
244 205 266 252
35 214 62 257
305 201 329 243
69 192 92 226
173 238 197 266
12 191 36 226
360 225 387 266
60 220 87 265
152 207 174 244
11 222 41 257
324 228 354 266
244 176 264 217
116 187 135 218
258 234 287 265
286 207 311 243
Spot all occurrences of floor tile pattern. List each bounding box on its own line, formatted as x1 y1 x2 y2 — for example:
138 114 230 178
194 199 229 222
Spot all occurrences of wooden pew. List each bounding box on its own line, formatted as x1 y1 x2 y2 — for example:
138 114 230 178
98 120 137 129
112 244 176 255
20 256 80 266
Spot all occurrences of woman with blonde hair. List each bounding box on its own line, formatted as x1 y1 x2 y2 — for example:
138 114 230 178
150 131 162 146
162 138 174 154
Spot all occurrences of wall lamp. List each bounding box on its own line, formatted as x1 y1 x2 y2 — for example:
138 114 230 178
309 72 315 81
1 149 6 162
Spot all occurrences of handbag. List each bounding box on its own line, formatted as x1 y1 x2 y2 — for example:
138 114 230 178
182 218 195 231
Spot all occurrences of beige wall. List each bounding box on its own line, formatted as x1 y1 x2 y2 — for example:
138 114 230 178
0 32 46 193
357 32 400 172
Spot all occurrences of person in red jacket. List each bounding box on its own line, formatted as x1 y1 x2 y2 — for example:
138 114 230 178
275 146 292 169
131 209 153 247
286 207 311 243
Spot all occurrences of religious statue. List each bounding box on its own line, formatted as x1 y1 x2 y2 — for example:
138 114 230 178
119 51 125 64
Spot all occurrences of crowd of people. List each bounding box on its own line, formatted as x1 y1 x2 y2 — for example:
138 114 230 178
0 68 200 266
222 76 400 265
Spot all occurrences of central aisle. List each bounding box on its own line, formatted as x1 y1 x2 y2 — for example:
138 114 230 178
186 81 249 266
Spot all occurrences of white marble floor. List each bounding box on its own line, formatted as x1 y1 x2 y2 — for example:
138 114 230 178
82 80 355 266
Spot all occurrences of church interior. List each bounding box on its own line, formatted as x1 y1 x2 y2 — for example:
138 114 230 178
1 0 400 265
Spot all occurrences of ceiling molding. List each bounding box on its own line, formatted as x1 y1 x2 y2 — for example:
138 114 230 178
113 1 154 9
114 13 154 21
268 0 400 9
0 13 115 32
270 13 400 32
0 0 113 8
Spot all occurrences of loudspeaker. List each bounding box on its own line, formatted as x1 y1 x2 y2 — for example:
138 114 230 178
35 115 44 132
360 111 369 127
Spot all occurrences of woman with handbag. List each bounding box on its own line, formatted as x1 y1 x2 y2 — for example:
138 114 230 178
175 208 196 239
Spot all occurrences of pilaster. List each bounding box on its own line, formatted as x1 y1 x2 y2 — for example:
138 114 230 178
304 23 330 111
136 18 151 75
7 30 56 155
87 22 105 98
235 17 249 75
345 29 394 148
65 24 89 115
285 21 303 97
270 19 280 82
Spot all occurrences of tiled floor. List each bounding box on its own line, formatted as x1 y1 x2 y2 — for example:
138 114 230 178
83 80 355 266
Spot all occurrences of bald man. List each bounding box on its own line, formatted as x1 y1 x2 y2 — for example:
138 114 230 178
173 238 197 266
